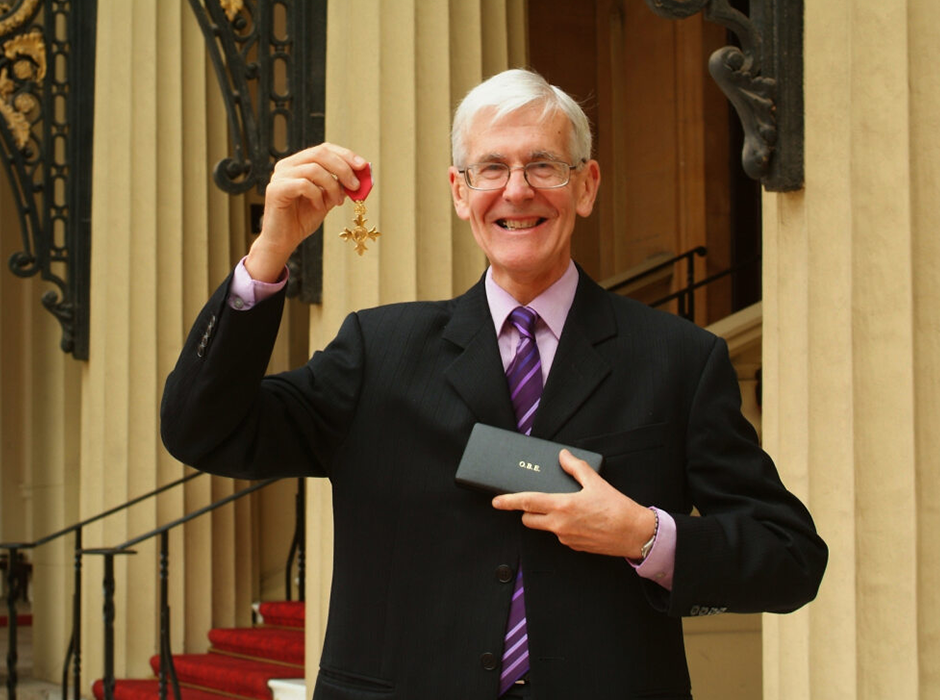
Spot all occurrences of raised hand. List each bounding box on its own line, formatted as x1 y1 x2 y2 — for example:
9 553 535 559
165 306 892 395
246 143 367 282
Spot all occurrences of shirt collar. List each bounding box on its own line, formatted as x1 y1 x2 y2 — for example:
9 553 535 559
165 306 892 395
484 260 579 340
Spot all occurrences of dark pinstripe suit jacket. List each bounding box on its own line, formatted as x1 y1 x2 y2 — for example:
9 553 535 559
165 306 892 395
161 268 826 700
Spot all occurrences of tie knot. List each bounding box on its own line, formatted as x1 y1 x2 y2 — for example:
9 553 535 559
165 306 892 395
509 306 538 339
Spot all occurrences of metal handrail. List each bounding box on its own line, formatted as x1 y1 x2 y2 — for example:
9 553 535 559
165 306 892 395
606 247 707 321
1 472 307 700
1 471 204 700
605 247 761 323
647 256 762 313
83 476 286 700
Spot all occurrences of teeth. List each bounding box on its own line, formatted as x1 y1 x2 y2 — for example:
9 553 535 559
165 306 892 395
499 218 541 230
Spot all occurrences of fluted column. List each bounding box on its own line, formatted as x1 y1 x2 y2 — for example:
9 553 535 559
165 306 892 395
25 300 82 680
0 46 84 690
81 0 257 685
305 0 525 673
761 0 939 697
0 163 35 549
909 0 940 693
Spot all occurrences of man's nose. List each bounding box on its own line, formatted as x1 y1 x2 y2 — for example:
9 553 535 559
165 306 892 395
502 166 534 200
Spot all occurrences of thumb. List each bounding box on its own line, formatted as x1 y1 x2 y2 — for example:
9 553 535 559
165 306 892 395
558 449 598 488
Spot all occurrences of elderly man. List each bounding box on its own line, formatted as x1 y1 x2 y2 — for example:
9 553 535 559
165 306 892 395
162 69 826 700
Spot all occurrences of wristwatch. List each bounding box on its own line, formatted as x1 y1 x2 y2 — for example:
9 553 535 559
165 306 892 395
638 508 660 562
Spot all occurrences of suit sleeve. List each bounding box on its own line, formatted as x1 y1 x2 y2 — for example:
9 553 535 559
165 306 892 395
665 337 827 616
160 273 364 480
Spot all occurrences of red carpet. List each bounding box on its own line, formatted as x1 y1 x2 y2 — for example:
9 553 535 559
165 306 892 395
91 680 233 700
256 602 304 629
92 601 304 700
0 613 32 627
148 654 300 700
208 628 304 666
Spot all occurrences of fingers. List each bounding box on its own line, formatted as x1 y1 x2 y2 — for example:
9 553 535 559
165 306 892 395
272 143 366 199
491 450 591 513
558 449 600 486
492 492 564 539
267 143 368 214
493 491 558 515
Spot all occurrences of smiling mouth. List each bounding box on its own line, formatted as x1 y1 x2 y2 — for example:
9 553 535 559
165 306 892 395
497 218 545 230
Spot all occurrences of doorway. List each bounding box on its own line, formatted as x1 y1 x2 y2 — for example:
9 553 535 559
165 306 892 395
528 0 761 327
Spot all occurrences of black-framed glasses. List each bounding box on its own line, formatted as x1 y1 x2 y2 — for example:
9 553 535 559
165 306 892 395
458 159 585 190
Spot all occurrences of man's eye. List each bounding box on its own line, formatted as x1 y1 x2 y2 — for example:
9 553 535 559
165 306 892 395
528 162 557 174
478 164 506 175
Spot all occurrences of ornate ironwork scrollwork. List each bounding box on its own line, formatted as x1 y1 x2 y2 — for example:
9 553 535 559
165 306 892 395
188 0 326 302
645 0 803 191
0 0 96 358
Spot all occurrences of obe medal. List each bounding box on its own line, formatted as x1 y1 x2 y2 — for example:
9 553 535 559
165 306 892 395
339 163 380 255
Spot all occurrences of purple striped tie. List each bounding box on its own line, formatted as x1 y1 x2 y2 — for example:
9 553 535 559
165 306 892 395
499 306 542 695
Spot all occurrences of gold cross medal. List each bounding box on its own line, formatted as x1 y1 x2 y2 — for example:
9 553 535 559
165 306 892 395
339 163 381 255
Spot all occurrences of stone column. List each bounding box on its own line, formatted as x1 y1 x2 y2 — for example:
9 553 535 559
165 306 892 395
0 26 84 689
81 0 256 685
25 306 82 681
761 0 940 697
0 166 83 683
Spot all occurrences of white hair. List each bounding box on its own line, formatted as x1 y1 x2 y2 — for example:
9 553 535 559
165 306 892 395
451 69 592 167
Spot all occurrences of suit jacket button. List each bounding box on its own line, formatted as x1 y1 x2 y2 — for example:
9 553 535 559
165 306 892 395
496 564 513 583
480 652 497 671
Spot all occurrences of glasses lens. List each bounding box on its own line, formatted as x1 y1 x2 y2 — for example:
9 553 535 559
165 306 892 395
467 163 510 189
525 161 568 188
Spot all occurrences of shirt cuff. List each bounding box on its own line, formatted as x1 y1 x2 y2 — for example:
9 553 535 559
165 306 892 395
630 507 676 591
228 256 288 310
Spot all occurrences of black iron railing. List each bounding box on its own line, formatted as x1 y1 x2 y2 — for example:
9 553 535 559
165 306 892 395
1 474 306 700
1 471 203 700
605 247 761 322
84 476 292 700
285 481 306 602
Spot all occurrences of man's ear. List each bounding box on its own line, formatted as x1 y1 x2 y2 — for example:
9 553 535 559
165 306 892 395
575 160 601 218
449 166 471 221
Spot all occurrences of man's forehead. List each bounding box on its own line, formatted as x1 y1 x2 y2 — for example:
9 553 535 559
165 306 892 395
474 148 564 163
465 107 571 160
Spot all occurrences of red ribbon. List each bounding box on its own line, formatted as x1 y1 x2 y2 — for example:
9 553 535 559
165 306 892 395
343 163 373 201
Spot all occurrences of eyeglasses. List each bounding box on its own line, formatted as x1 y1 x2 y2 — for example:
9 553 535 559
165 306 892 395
458 159 585 191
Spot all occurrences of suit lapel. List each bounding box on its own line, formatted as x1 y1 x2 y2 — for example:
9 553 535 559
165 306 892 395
534 271 616 440
442 279 518 431
442 270 619 437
